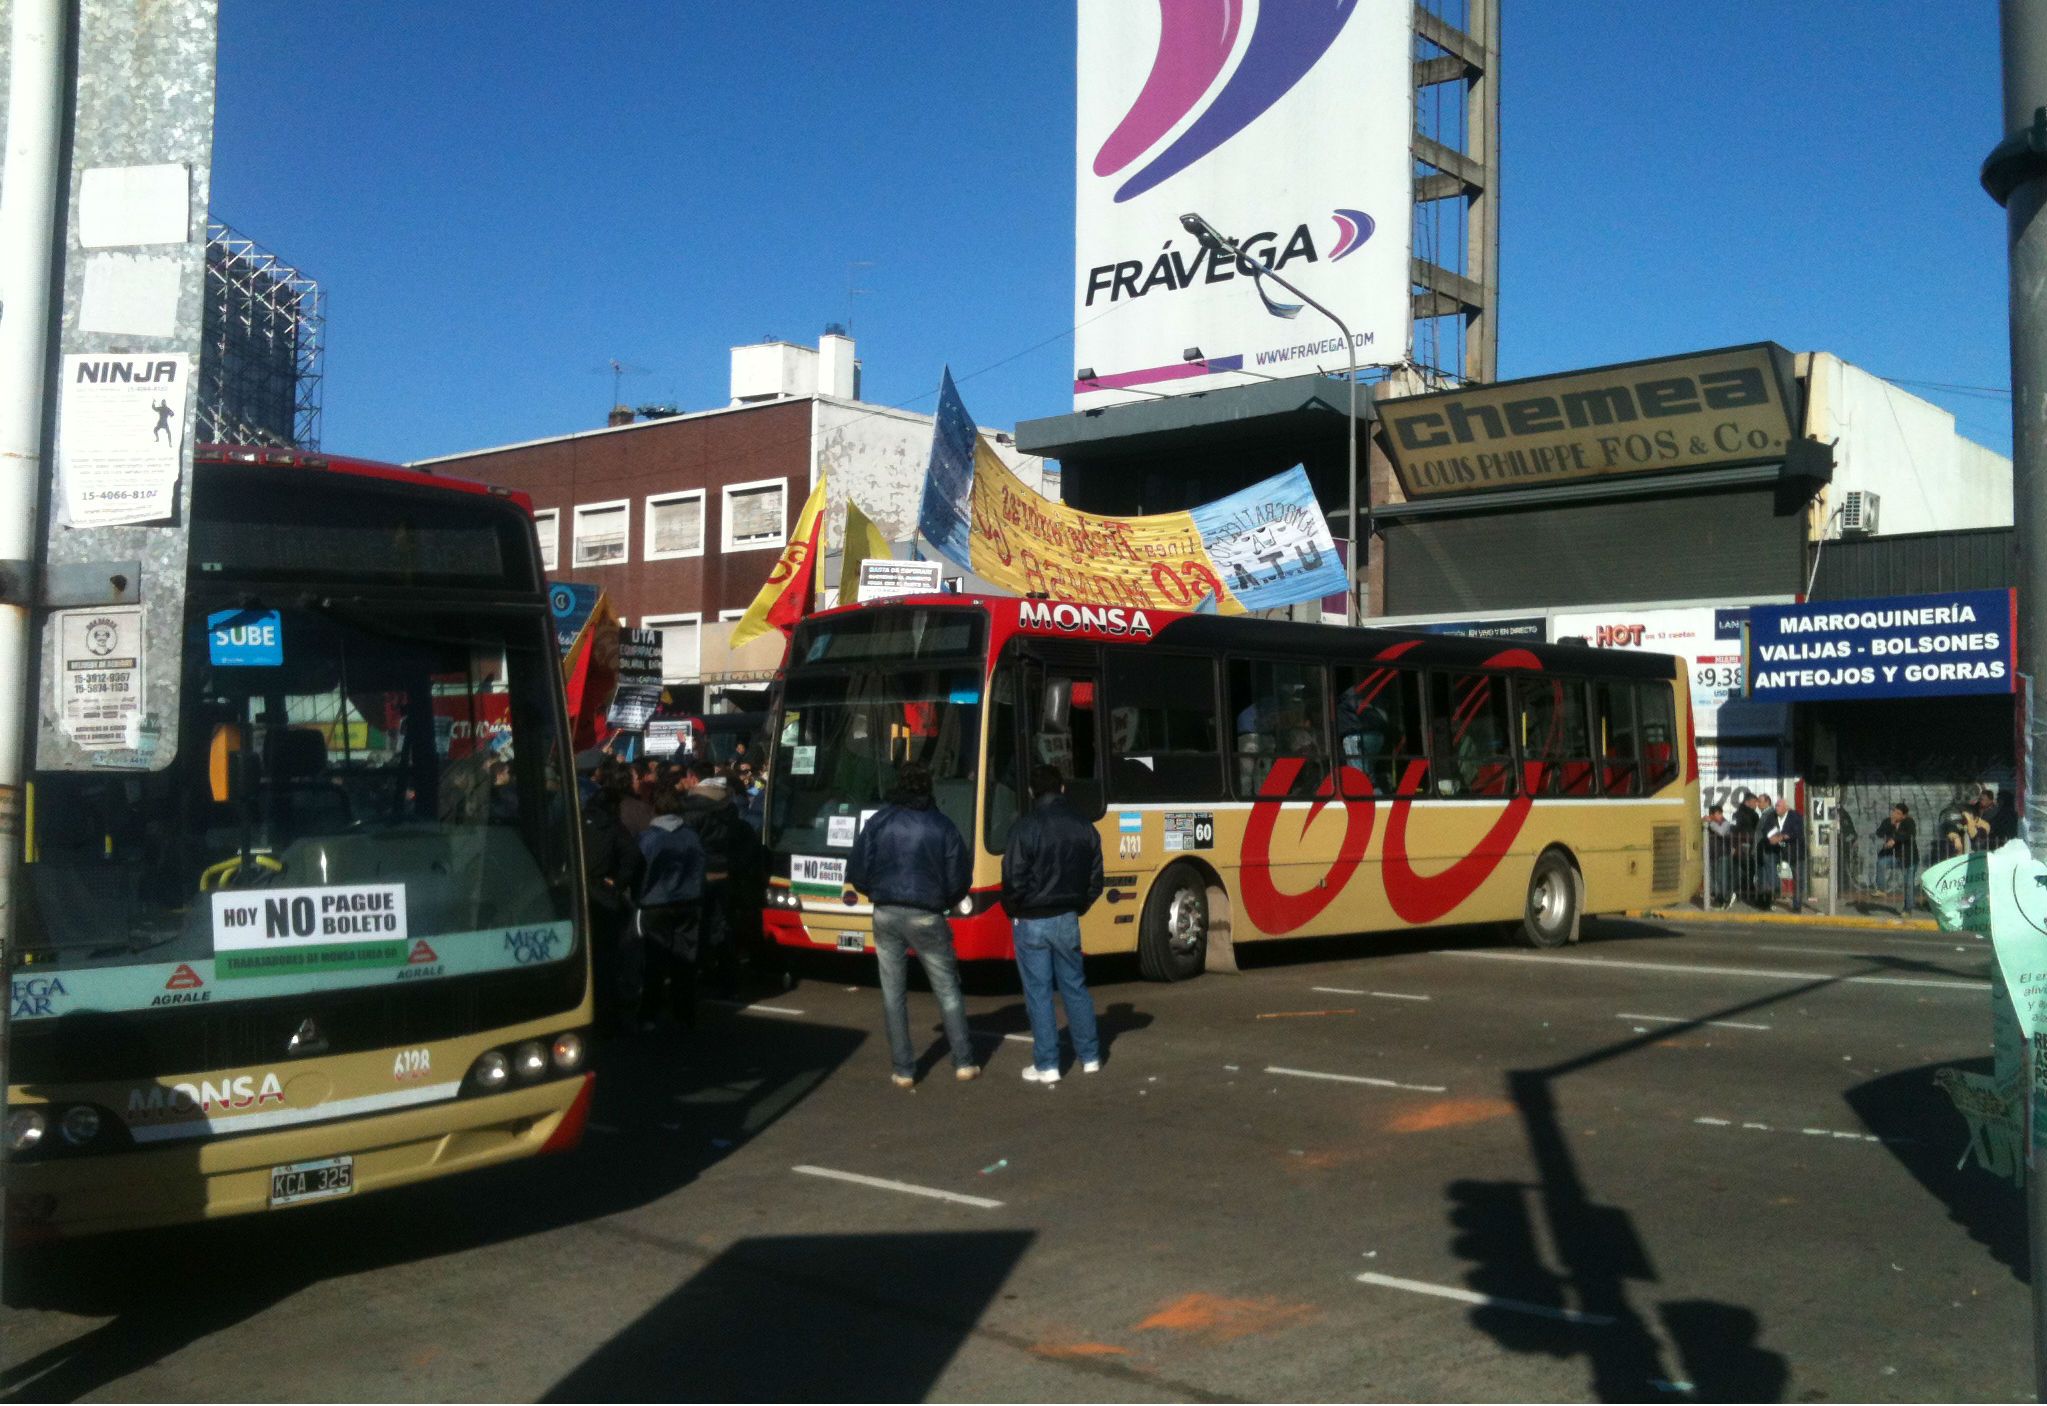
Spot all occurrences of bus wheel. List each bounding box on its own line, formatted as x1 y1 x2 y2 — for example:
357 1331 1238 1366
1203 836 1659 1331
1519 850 1580 949
1139 865 1209 982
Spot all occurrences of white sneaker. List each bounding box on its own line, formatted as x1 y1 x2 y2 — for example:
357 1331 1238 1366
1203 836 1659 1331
1021 1066 1061 1084
1081 1060 1101 1073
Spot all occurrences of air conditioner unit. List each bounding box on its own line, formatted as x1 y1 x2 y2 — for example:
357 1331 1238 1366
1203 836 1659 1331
1839 490 1880 538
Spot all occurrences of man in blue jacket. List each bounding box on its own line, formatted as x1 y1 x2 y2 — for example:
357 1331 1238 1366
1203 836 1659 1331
1001 765 1104 1083
637 788 707 1031
846 761 980 1087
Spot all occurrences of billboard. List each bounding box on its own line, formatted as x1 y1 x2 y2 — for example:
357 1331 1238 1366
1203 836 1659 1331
1744 590 2017 702
1550 605 1786 739
1074 0 1412 407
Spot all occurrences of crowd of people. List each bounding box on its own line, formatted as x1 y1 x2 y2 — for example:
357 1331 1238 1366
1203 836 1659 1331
575 749 776 1034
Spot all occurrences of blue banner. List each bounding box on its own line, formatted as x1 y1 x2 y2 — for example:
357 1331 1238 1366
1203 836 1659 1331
1745 589 2017 701
549 582 600 656
916 368 977 570
1186 466 1346 611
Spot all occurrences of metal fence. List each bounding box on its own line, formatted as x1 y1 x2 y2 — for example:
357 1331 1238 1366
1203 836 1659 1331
1699 790 2016 916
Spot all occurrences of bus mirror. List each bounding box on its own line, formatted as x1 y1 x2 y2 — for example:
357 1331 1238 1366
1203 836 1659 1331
1043 678 1070 732
208 724 244 805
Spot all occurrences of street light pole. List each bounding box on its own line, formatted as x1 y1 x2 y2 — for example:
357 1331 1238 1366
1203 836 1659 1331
1179 213 1361 626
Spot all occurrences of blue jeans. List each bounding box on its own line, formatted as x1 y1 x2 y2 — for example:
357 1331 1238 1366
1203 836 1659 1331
1011 913 1100 1071
872 906 975 1078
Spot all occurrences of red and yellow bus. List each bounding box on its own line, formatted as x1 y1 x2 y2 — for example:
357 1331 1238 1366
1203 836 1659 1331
763 596 1699 978
9 446 592 1237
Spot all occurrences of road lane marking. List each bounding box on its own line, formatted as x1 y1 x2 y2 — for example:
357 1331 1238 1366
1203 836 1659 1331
1257 1009 1357 1019
792 1165 1003 1209
1432 948 1986 991
1313 986 1432 1002
705 1000 807 1016
1618 1013 1771 1031
1691 1116 1902 1145
1354 1271 1614 1326
1750 943 1984 962
1266 1065 1447 1093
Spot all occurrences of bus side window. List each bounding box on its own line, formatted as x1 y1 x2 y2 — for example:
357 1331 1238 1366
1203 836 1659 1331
1030 668 1103 818
1595 680 1641 796
1514 676 1594 797
1334 664 1427 797
1637 682 1678 792
1229 659 1329 799
1102 650 1223 802
1427 671 1516 798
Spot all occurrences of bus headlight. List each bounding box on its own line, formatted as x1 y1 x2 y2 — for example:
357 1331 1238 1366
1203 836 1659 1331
956 896 974 916
551 1032 585 1072
513 1041 548 1081
59 1105 101 1146
473 1050 511 1090
6 1109 46 1153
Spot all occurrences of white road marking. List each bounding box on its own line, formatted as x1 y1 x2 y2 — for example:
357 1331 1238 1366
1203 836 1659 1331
1266 1065 1447 1093
705 1000 807 1016
1355 1271 1615 1327
1433 948 1986 991
1617 1012 1771 1031
1313 986 1432 1002
1750 942 1985 962
1004 1033 1033 1044
1691 1115 1899 1145
792 1164 1003 1209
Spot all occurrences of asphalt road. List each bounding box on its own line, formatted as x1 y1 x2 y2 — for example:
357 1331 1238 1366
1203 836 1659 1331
0 915 2026 1403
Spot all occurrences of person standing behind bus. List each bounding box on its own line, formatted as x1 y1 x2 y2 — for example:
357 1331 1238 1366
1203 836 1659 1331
1001 765 1104 1084
846 761 980 1088
637 788 707 1031
579 758 643 1036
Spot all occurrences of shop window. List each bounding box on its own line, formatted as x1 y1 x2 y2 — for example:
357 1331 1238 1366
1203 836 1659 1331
1333 663 1429 797
1228 659 1330 799
1428 671 1517 798
1103 650 1222 802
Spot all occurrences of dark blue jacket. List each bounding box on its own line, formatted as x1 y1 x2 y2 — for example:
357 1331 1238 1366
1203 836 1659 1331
846 797 971 912
1001 794 1105 919
638 816 706 908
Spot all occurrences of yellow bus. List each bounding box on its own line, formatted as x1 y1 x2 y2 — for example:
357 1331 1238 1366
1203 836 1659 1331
764 597 1700 978
9 447 592 1238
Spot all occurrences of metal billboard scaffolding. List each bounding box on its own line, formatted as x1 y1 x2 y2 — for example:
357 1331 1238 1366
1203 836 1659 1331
199 220 323 449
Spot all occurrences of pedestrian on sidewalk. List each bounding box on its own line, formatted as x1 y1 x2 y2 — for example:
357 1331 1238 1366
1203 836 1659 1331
1874 802 1917 905
1731 793 1763 905
1704 803 1734 907
1001 765 1105 1085
845 761 980 1088
1760 796 1807 912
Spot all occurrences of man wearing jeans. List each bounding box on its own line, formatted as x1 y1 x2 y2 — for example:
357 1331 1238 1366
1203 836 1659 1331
845 762 980 1088
1000 765 1104 1084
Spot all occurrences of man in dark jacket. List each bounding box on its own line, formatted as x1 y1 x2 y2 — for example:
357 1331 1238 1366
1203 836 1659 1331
1001 765 1104 1083
637 788 707 1030
679 765 760 997
1875 802 1918 902
581 761 644 1035
845 761 979 1087
1759 796 1806 911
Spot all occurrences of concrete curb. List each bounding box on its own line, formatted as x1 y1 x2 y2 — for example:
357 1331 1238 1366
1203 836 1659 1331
1622 905 1942 934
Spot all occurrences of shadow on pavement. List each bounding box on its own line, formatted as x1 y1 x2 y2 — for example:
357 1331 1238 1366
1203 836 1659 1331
1844 1056 2025 1284
0 999 865 1404
544 1230 1033 1402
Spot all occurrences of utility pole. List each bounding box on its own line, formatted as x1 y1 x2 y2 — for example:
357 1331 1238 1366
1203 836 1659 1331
1983 0 2047 1393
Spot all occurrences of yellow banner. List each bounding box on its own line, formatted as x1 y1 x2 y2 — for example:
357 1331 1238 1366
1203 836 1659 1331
965 440 1245 613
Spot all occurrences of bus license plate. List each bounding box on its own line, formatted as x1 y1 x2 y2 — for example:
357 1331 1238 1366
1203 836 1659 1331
270 1155 354 1207
836 934 865 952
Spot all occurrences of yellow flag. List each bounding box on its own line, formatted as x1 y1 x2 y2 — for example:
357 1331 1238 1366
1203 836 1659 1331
838 497 895 605
730 474 829 648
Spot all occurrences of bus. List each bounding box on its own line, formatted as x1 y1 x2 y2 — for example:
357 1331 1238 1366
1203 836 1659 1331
9 446 592 1237
763 596 1700 979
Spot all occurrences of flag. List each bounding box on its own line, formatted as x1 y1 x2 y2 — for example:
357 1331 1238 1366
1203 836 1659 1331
839 496 894 605
560 590 621 752
731 474 829 648
916 367 977 570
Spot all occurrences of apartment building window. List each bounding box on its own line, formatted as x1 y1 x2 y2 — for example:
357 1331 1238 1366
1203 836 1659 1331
533 508 559 572
645 490 705 560
641 613 702 682
573 500 629 567
722 478 787 552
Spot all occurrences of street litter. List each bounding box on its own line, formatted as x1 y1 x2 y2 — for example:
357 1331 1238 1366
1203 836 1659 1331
981 1158 1008 1175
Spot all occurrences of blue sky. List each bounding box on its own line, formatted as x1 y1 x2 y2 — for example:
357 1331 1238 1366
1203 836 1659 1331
212 3 2013 464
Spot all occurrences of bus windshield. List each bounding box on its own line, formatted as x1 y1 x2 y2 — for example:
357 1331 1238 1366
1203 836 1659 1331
20 595 577 1006
768 666 983 857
